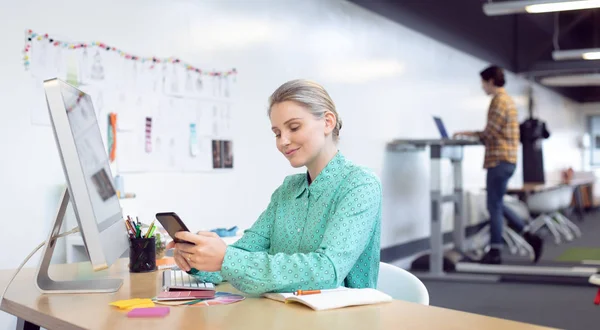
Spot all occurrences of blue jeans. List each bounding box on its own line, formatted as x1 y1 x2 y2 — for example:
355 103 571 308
487 162 526 248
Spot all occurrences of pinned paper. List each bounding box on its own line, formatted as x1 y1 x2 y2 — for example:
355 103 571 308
190 123 198 157
110 298 155 310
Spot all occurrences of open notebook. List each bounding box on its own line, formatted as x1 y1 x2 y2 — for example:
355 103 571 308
263 288 392 311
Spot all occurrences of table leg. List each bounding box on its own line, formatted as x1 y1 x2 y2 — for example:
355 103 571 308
451 159 464 253
430 155 443 276
16 318 40 330
574 185 585 222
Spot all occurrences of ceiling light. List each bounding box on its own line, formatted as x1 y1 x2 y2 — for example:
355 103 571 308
552 48 600 60
483 0 600 16
540 73 600 86
583 52 600 60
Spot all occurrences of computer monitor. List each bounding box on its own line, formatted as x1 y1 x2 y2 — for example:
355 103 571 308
35 78 129 293
433 116 449 139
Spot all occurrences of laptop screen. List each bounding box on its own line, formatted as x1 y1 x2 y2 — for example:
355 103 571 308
433 116 449 139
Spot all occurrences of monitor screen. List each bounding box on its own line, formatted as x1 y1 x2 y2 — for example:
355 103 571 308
433 116 449 139
59 83 121 231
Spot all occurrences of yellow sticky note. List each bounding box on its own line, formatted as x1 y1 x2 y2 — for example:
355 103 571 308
126 302 155 310
110 299 154 310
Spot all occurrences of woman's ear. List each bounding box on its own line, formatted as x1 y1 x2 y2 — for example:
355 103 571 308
324 111 336 135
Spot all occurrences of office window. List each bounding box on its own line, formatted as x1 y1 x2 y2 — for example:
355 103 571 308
588 115 600 165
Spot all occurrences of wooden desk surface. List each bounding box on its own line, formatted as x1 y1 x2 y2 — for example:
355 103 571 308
507 178 595 194
506 183 559 194
0 259 556 330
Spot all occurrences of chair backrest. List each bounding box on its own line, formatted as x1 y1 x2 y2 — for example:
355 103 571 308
504 196 531 221
526 188 562 213
376 262 429 305
557 185 575 208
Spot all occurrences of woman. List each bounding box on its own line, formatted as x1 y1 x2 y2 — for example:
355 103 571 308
167 79 382 295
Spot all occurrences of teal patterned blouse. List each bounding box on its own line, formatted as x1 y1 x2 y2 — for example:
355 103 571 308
192 152 382 295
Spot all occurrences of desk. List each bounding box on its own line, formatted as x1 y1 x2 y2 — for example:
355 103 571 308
0 259 554 330
388 139 480 280
506 183 561 195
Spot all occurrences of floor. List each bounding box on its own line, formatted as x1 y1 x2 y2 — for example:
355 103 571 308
421 210 600 329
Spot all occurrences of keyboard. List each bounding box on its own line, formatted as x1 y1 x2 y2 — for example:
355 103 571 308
162 269 216 291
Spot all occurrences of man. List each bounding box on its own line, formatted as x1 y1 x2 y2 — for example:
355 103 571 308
454 65 543 264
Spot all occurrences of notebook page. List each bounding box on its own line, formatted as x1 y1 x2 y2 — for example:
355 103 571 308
263 292 295 302
288 288 392 311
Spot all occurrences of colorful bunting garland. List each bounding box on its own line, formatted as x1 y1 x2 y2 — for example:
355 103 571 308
22 29 238 77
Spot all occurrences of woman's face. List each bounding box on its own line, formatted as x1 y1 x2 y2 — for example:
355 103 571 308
270 101 328 168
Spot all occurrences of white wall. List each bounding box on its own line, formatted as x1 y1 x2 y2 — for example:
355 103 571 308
0 0 586 326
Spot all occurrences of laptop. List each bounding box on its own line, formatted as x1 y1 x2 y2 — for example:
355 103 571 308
433 116 450 139
432 116 479 142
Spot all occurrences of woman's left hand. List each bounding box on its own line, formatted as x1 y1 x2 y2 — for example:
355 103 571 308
172 231 227 272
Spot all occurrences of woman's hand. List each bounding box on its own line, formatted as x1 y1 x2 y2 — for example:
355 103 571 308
166 231 227 272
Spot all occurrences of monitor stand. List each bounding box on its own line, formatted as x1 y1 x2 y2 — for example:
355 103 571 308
35 188 123 293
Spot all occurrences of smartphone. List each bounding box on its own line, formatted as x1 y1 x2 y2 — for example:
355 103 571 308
155 212 194 244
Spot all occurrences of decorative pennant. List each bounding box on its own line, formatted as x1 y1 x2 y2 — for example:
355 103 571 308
23 29 238 78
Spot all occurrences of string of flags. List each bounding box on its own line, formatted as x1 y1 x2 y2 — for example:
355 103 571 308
22 29 238 77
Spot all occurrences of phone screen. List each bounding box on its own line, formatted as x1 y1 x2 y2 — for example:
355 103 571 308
155 212 193 244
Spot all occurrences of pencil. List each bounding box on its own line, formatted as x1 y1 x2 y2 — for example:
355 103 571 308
144 220 156 238
124 219 135 238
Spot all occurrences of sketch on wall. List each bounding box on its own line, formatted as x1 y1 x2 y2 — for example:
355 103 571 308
24 30 237 172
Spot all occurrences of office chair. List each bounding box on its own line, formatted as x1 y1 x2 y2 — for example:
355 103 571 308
377 262 429 305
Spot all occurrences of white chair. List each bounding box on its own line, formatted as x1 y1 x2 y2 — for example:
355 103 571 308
552 185 582 239
527 186 573 244
377 262 429 305
465 194 535 260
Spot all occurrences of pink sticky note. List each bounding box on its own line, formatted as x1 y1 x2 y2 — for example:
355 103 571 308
127 307 170 318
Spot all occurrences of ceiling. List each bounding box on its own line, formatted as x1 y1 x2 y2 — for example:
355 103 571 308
348 0 600 103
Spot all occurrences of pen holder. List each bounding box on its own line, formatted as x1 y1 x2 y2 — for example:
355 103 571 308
129 237 156 273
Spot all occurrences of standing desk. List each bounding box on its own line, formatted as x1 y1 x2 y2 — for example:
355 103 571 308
0 259 556 330
388 139 598 283
387 139 481 280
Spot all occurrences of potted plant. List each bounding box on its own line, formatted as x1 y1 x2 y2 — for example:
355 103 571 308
155 232 166 260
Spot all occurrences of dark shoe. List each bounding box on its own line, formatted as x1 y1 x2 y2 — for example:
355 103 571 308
524 232 544 263
480 249 502 264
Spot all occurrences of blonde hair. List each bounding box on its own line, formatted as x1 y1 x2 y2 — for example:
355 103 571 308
268 79 342 141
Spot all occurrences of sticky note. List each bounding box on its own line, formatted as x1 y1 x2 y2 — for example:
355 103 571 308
127 307 170 318
110 298 155 310
126 302 155 310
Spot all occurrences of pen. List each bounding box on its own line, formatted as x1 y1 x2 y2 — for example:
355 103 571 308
294 288 347 296
294 290 322 296
127 219 136 236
